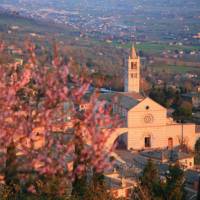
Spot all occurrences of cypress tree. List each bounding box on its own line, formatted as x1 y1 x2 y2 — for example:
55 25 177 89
4 141 20 199
197 176 200 200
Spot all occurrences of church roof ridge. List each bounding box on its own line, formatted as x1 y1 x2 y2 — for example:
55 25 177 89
119 91 144 101
99 92 140 110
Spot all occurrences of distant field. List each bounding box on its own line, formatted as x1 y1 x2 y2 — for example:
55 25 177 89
149 64 200 74
110 41 200 54
107 41 200 74
137 43 200 54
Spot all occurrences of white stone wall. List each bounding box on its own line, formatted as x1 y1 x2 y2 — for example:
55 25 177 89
128 98 167 128
166 124 196 149
127 126 167 149
126 97 196 150
127 124 196 150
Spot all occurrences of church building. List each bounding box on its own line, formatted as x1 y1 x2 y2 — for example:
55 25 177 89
101 45 197 150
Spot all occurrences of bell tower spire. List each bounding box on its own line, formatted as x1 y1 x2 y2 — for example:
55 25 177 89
124 44 140 93
131 44 137 59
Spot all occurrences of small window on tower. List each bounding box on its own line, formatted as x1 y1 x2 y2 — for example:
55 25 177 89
131 62 134 69
131 73 137 78
131 62 137 69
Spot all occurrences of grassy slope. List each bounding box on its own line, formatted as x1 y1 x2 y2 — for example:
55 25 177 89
150 64 200 74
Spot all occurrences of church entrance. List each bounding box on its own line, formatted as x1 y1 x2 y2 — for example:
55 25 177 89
144 136 151 148
168 137 173 149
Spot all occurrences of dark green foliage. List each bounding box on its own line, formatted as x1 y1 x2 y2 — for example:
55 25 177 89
1 143 71 200
149 86 178 108
140 159 160 200
81 170 117 200
195 139 200 165
4 141 20 199
72 174 87 199
82 182 115 200
197 176 200 200
30 174 70 200
5 141 19 186
164 165 185 200
0 174 72 200
138 161 186 200
71 131 87 198
92 170 105 187
173 101 192 121
149 86 193 122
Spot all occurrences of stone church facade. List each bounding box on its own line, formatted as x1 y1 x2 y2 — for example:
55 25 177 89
102 45 197 150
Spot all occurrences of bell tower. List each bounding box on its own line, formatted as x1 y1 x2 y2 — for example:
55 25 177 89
124 44 140 93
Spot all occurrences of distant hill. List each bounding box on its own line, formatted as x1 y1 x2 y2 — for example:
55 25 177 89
0 3 199 83
1 0 199 43
0 10 126 90
0 0 199 10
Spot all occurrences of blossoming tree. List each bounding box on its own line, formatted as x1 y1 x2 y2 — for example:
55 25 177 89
0 40 120 197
